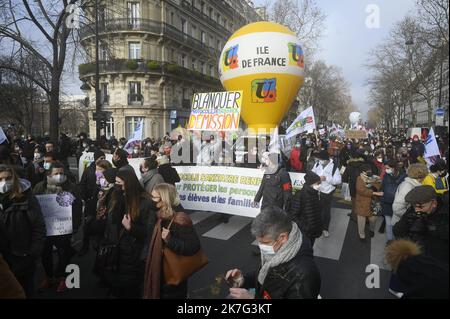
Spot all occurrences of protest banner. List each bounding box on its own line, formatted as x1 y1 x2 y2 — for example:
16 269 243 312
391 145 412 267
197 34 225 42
344 130 368 139
187 91 242 131
78 153 305 218
285 106 316 139
36 193 73 236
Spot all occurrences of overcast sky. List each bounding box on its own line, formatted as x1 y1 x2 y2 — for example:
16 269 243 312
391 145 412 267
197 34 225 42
64 0 418 118
254 0 417 119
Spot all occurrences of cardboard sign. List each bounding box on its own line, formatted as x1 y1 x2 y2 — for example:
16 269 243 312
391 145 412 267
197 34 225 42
344 130 368 139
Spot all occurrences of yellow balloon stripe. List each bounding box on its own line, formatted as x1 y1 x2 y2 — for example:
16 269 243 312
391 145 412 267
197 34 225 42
228 21 295 41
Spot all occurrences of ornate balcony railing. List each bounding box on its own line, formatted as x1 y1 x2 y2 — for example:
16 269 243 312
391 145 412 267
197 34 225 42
79 18 219 56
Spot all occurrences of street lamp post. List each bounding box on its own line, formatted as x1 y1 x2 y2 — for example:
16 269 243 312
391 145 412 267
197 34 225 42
94 0 101 140
80 0 102 140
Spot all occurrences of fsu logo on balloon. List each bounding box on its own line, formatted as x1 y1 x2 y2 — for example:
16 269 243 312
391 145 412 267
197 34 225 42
251 78 277 103
288 42 304 68
223 45 239 71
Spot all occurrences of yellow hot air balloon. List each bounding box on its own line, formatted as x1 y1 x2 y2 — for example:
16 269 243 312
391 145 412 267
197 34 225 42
219 21 305 135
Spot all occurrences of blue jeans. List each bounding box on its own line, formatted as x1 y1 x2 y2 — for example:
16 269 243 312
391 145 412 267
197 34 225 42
384 215 393 241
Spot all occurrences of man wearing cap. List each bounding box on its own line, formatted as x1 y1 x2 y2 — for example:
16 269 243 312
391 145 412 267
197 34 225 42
393 185 449 264
311 150 342 238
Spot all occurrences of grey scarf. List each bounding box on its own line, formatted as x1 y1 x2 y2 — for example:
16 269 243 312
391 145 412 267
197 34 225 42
258 222 302 285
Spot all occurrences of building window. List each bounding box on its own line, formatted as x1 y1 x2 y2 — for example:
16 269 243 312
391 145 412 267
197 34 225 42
181 18 187 34
128 42 141 59
191 24 197 39
100 44 108 61
105 117 114 139
201 31 206 44
216 13 220 23
170 12 174 25
209 64 214 77
181 54 187 68
209 35 213 47
191 58 196 71
200 1 205 14
100 83 109 104
171 49 175 62
128 82 142 104
217 39 221 51
126 117 145 139
127 2 140 28
208 7 213 19
223 17 227 28
201 62 205 74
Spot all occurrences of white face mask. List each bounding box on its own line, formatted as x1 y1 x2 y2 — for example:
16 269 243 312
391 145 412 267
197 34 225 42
48 174 66 185
258 243 276 256
34 154 41 161
385 168 393 175
0 180 13 194
43 162 51 170
312 184 321 191
377 158 383 163
319 160 326 166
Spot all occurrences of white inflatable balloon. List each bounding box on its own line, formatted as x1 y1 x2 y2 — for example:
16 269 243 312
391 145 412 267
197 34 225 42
349 112 361 125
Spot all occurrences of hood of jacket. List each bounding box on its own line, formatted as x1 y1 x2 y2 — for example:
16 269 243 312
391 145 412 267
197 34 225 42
403 177 422 188
141 169 159 184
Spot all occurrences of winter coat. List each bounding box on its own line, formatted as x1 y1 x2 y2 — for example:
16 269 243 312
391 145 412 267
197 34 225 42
243 244 321 299
33 178 83 232
289 185 323 238
140 169 165 195
160 210 201 299
381 172 406 217
158 164 181 186
78 162 100 217
102 194 156 289
392 177 423 225
254 166 293 211
423 173 449 195
0 180 46 259
79 162 97 201
342 158 365 198
355 176 381 217
393 201 449 264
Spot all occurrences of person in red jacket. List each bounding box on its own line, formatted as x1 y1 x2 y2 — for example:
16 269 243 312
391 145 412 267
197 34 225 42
289 141 303 172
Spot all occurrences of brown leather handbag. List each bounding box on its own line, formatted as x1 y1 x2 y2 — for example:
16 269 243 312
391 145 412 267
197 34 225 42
163 213 209 285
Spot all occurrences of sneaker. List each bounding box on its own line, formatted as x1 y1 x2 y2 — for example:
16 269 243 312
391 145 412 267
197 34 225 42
56 278 68 293
322 230 330 238
388 288 404 299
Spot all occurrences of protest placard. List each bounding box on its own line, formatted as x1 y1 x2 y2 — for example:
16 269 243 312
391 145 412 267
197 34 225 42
36 193 73 236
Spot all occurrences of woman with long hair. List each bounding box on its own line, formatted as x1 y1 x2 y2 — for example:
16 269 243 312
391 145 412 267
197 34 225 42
143 183 201 299
100 169 155 298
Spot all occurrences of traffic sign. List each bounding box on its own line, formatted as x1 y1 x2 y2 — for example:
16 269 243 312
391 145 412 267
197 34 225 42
435 108 445 117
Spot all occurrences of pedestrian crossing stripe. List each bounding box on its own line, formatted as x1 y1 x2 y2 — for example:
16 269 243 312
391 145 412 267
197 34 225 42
191 208 390 264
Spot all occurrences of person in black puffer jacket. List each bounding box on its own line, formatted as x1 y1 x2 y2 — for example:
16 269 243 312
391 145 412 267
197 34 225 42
393 186 448 265
289 172 323 246
0 164 46 298
226 207 321 299
100 169 155 299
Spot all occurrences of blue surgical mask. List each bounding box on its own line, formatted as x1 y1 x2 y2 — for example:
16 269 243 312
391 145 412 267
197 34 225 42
43 162 51 170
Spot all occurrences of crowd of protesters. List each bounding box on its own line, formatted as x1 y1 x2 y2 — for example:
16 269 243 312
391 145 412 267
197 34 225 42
0 125 448 299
